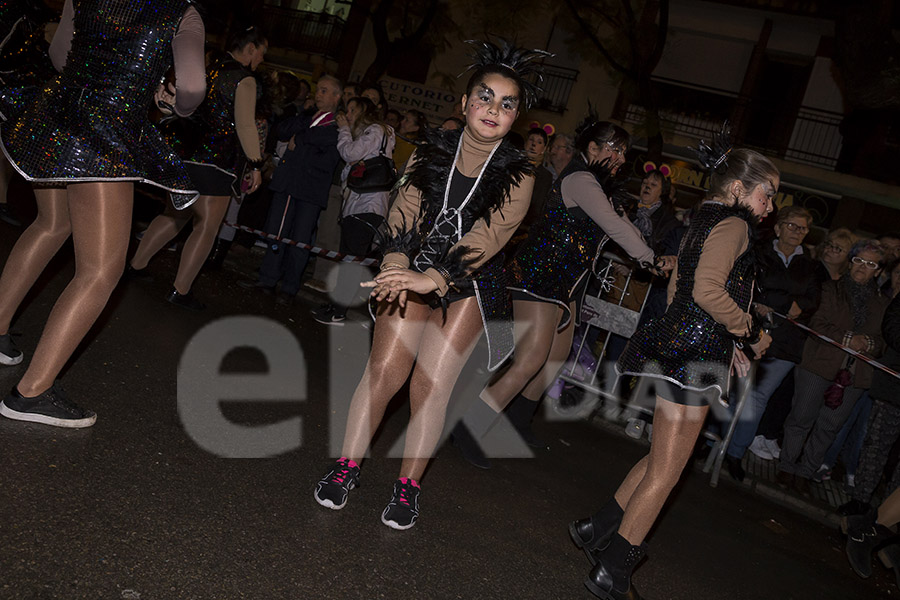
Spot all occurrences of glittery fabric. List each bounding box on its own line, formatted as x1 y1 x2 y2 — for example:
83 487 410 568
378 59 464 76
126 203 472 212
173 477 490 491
0 0 199 208
0 1 56 87
184 55 250 175
508 156 609 329
616 202 756 398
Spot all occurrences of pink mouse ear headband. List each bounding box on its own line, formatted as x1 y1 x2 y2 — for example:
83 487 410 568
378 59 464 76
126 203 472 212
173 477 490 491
643 161 672 177
529 120 555 137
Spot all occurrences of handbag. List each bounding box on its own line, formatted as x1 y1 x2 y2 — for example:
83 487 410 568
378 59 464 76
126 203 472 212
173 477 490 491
346 128 397 193
824 357 854 410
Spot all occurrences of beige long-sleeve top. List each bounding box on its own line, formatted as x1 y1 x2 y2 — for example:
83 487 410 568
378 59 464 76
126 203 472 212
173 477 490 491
383 128 534 296
560 170 655 265
50 0 207 118
667 214 754 337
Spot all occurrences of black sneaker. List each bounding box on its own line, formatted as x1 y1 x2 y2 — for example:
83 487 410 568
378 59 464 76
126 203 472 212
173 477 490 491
0 333 23 366
237 279 274 295
381 478 420 530
1 384 97 428
313 305 345 326
314 458 360 510
166 288 206 311
122 265 154 282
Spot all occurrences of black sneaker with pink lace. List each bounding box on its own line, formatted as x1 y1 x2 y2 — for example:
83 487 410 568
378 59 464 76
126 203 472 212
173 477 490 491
314 457 360 510
381 477 420 530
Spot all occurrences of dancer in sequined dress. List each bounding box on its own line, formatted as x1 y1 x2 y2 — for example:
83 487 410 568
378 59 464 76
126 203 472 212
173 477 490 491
452 120 675 469
312 40 548 530
128 26 267 311
571 147 777 600
0 0 206 427
0 0 58 227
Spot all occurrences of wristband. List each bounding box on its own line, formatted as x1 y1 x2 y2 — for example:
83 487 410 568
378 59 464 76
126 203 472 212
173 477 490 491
247 157 265 171
433 265 452 287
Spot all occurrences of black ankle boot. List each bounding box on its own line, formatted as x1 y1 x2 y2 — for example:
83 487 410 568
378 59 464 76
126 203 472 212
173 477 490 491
450 400 500 469
450 422 491 469
206 238 232 270
847 507 892 578
569 498 625 564
506 394 544 448
585 533 646 600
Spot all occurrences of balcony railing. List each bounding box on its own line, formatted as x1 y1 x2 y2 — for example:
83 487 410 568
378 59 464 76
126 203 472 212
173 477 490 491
260 6 346 60
528 65 579 114
621 96 844 170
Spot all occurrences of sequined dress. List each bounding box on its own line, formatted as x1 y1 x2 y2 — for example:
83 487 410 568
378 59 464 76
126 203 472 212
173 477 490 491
0 0 199 207
184 55 251 177
508 157 612 329
0 1 56 87
616 202 756 399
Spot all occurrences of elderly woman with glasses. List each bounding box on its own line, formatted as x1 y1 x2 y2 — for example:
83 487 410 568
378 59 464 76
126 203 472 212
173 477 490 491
776 239 890 494
816 227 856 281
721 205 825 480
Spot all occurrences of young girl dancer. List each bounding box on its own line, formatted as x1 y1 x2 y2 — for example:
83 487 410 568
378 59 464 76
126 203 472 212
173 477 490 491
452 120 675 468
0 0 205 426
572 144 776 599
313 39 548 530
129 26 267 310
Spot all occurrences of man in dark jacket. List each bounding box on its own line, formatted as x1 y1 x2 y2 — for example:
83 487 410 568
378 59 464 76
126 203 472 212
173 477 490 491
250 74 342 302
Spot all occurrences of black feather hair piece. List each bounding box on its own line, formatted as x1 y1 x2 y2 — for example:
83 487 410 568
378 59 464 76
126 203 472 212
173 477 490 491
462 38 553 110
692 121 733 175
586 157 632 217
574 101 602 138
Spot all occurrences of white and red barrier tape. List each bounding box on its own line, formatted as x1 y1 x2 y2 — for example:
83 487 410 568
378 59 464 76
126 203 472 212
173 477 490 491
223 221 379 266
775 311 900 381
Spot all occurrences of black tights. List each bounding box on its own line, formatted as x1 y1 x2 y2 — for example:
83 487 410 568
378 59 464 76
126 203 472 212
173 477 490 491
340 294 483 481
0 182 133 396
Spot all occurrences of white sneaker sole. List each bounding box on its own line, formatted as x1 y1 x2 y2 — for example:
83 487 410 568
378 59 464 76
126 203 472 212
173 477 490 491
0 352 23 366
313 484 350 510
0 401 96 428
381 513 416 530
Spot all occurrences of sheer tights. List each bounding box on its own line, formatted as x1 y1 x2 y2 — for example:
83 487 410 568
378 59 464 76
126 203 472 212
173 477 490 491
0 188 74 335
130 194 230 294
480 299 576 411
3 183 133 397
879 486 900 529
341 294 483 481
0 156 13 206
612 396 708 545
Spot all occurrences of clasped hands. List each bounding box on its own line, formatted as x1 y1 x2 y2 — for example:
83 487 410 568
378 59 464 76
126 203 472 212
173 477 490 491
361 268 439 307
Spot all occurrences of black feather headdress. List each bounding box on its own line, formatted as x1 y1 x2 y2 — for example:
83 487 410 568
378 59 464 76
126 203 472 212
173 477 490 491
693 121 733 175
462 39 553 110
574 101 603 138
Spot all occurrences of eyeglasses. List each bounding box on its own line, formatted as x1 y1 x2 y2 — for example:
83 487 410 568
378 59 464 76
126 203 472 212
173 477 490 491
781 222 809 233
605 141 626 157
851 256 880 270
823 242 847 253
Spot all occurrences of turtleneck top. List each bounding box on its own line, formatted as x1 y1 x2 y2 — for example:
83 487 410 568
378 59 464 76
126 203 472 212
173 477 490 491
384 126 534 295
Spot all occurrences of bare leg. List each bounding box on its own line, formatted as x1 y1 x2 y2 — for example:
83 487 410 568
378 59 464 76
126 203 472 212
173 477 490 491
400 296 484 480
480 299 562 411
879 486 900 529
0 187 72 334
16 182 132 397
616 396 709 545
341 295 433 463
519 301 577 401
130 200 191 270
173 195 229 294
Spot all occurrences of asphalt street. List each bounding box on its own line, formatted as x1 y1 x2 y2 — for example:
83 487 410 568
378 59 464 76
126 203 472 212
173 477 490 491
0 188 894 600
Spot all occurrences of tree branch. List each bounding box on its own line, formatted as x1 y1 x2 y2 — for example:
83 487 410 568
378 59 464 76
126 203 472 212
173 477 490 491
563 0 637 79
